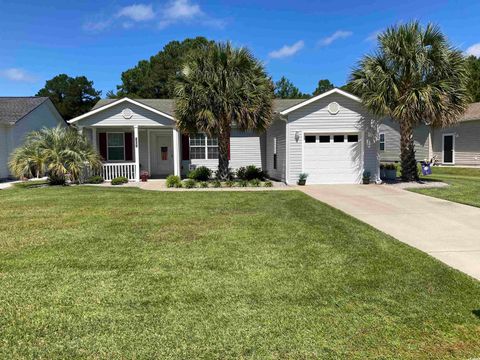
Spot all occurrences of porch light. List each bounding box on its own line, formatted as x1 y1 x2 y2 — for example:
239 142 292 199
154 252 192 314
295 131 300 142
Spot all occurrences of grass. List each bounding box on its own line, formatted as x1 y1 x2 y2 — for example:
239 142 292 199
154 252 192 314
0 187 479 359
410 166 480 207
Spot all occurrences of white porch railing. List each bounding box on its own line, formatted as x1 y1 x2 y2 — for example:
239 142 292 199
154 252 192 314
101 163 137 181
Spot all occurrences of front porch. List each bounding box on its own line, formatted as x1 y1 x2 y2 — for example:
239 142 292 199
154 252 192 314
82 125 181 181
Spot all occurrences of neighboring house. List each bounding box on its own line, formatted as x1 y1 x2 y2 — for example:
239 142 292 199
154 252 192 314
379 102 480 166
68 88 380 184
0 97 65 179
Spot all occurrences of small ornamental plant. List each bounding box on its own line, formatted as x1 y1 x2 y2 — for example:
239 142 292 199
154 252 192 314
183 179 196 188
111 176 128 185
264 181 273 187
297 173 308 186
166 175 181 188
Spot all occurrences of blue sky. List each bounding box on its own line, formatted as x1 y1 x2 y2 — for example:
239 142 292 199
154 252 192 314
1 0 480 97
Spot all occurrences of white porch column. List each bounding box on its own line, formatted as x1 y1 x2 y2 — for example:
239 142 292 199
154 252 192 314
91 127 97 151
134 125 140 182
77 125 84 135
173 128 181 176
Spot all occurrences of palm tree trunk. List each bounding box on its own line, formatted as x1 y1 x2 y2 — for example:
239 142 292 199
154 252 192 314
399 119 418 181
217 121 231 180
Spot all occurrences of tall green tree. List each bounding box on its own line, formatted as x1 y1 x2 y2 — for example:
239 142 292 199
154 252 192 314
466 55 480 102
313 79 334 96
350 22 469 181
274 76 308 99
9 126 102 184
36 74 101 120
112 37 213 99
175 42 274 179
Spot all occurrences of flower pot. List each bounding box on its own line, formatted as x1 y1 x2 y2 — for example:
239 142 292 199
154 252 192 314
362 178 370 184
385 169 396 181
380 168 386 179
297 179 306 186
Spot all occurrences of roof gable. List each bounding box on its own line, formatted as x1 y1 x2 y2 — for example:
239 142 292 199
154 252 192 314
0 97 49 125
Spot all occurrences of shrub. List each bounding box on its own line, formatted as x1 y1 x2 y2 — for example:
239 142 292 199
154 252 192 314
111 176 128 185
188 166 212 181
166 175 181 188
183 179 196 188
299 173 308 181
86 175 104 184
199 181 209 188
264 180 273 187
236 165 265 181
47 173 67 186
174 182 183 188
250 178 261 187
225 180 235 187
238 180 249 187
212 180 222 188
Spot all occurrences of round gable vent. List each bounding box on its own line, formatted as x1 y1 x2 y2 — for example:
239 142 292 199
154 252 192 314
328 102 340 115
122 108 133 119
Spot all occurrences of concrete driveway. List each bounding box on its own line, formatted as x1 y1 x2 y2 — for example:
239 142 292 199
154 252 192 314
300 184 480 281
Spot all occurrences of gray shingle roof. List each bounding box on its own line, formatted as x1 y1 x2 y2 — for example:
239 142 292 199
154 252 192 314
92 98 306 116
459 102 480 122
0 97 49 125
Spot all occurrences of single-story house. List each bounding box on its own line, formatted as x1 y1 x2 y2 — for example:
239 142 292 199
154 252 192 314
68 88 380 185
379 102 480 166
0 97 65 179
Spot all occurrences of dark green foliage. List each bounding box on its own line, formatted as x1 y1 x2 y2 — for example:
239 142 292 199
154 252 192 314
238 179 248 187
199 181 209 188
188 166 212 181
312 79 334 96
225 180 235 187
86 175 104 184
111 37 213 99
264 180 273 187
249 178 261 187
212 180 221 188
166 175 181 188
183 179 196 188
274 76 309 99
36 74 101 120
111 176 128 185
235 165 265 181
47 173 66 186
466 55 480 102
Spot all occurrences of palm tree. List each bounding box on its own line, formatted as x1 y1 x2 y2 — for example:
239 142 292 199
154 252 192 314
174 42 274 179
9 126 102 184
350 22 470 181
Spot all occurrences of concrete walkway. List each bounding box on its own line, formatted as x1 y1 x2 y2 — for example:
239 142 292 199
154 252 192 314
300 184 480 281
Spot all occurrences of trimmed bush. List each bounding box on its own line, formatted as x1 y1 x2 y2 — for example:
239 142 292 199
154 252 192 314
166 175 181 188
47 173 67 186
86 175 104 184
212 180 221 188
236 165 265 181
183 179 196 188
225 180 235 187
111 176 128 185
188 166 212 181
199 181 209 188
264 180 273 187
238 180 249 187
250 178 261 187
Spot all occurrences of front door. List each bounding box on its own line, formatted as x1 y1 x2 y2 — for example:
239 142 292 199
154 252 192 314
443 135 454 164
150 133 173 176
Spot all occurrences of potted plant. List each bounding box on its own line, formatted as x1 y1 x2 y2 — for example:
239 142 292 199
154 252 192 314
297 173 308 186
140 170 149 182
380 164 386 179
384 163 397 181
362 170 371 184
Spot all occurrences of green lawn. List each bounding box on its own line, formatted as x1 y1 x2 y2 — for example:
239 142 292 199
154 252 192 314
0 187 479 359
411 166 480 207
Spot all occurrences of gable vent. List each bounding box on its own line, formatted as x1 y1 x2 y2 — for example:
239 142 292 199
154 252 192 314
122 108 133 119
328 102 340 115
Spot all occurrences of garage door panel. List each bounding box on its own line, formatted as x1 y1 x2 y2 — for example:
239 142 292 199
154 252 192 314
303 133 362 184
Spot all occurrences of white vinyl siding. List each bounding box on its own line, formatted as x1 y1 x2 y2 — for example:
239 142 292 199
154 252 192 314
265 118 286 181
285 93 379 184
431 120 480 166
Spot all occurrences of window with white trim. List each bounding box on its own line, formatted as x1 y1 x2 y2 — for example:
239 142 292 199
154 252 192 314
107 133 125 161
189 134 219 160
379 133 385 151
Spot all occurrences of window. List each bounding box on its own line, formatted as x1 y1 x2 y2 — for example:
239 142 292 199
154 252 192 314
319 135 330 143
347 135 358 143
304 135 316 143
189 134 218 160
333 135 344 143
379 133 385 151
273 137 277 170
107 133 125 161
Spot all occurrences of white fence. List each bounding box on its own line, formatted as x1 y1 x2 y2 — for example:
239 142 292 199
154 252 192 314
101 163 137 181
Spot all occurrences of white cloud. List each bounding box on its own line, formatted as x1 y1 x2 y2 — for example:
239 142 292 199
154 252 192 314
83 0 223 32
0 68 35 82
269 40 305 59
116 4 155 21
466 43 480 57
318 30 353 46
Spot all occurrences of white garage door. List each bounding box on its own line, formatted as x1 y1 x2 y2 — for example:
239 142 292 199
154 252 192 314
303 133 362 184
